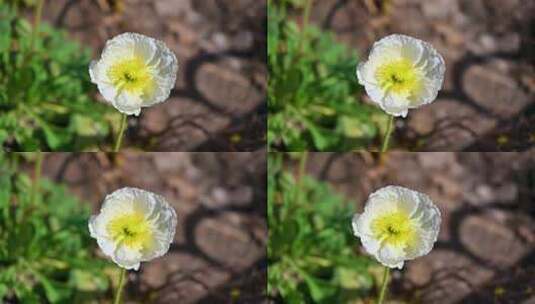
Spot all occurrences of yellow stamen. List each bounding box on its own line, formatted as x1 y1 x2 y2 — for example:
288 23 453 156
107 57 154 94
375 58 422 97
371 209 416 248
107 211 153 250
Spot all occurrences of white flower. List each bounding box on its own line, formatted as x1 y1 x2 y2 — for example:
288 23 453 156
89 187 177 270
357 34 445 117
89 32 178 116
352 186 441 269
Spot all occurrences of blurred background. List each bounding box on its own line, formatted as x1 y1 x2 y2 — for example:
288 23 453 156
274 0 534 151
268 152 534 303
6 152 267 303
33 0 266 151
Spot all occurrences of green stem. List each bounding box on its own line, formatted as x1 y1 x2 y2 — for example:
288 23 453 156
113 268 127 304
31 0 45 52
377 267 390 304
294 152 308 205
10 153 19 172
31 152 43 204
302 0 313 30
381 115 394 152
297 0 313 54
114 114 127 152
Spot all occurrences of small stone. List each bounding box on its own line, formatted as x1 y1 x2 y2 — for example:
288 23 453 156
422 0 458 19
154 0 192 18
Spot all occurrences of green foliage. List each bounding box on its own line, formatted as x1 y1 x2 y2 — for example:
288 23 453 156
268 153 377 303
268 2 388 151
0 4 118 151
1 0 38 8
0 154 110 303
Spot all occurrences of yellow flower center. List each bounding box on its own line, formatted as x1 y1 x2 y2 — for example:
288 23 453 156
107 211 153 250
371 210 416 248
375 58 422 97
107 57 154 94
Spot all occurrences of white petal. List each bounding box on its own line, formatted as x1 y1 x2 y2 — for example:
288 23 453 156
101 33 136 60
112 91 143 116
101 190 135 215
381 95 411 117
141 230 172 261
404 230 433 259
140 80 172 107
368 35 403 61
360 234 382 256
88 215 99 238
89 60 99 83
88 214 112 239
96 82 118 104
351 213 361 237
364 187 403 214
376 245 405 269
97 237 117 258
113 245 142 270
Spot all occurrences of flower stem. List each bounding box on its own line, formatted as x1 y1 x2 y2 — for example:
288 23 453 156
31 0 45 52
381 115 394 152
31 152 43 205
295 152 308 205
377 266 390 304
113 268 127 304
302 0 313 30
298 0 313 53
114 114 127 152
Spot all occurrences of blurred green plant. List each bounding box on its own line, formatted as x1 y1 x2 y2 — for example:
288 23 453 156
268 153 377 303
0 3 118 151
268 1 388 151
0 153 111 303
1 0 38 8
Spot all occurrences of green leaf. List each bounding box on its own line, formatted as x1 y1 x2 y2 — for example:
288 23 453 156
0 173 11 208
307 123 336 150
36 275 72 303
0 17 12 53
0 284 7 298
70 269 109 292
302 274 336 302
42 124 73 150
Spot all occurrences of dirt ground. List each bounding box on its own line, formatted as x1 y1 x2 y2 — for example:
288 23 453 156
306 0 534 151
303 152 535 304
37 0 267 151
28 152 267 304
